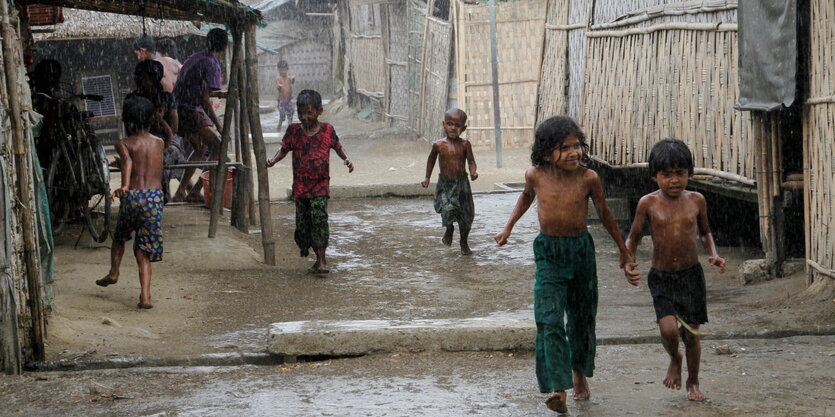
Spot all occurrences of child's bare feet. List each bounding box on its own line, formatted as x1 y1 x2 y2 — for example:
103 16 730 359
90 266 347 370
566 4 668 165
137 295 153 309
686 378 706 401
545 391 568 413
95 274 118 287
572 371 590 400
664 351 683 390
460 241 472 255
442 226 454 246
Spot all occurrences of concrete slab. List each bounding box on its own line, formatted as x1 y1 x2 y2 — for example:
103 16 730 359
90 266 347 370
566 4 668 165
267 318 535 356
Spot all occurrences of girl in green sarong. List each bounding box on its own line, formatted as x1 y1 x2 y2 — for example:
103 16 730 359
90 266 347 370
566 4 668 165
494 116 632 413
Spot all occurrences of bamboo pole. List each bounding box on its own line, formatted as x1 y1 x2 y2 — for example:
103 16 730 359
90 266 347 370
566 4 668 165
586 22 737 38
1 0 44 363
803 110 812 285
245 24 276 266
209 25 243 238
237 62 256 226
381 3 391 126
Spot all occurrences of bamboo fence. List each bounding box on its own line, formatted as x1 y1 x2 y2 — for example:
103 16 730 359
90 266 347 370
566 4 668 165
566 0 588 119
416 15 452 141
803 0 835 284
455 0 547 147
348 1 386 118
536 0 570 124
580 14 755 180
407 0 427 132
386 3 410 127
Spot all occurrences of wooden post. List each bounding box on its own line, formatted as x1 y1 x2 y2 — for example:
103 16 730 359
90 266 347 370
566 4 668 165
245 24 276 265
1 0 44 363
209 25 243 238
230 165 250 232
381 3 391 126
237 64 257 226
1 160 22 375
488 0 503 167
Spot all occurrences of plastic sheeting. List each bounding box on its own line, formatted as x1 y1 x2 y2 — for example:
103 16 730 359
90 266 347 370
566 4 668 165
736 0 797 111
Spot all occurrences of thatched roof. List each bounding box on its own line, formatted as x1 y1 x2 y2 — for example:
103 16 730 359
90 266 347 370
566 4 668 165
33 8 203 41
16 0 261 25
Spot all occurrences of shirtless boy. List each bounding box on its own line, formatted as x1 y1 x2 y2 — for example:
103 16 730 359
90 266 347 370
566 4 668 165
494 115 631 413
623 138 726 401
95 95 165 309
421 108 478 255
133 34 178 93
275 60 295 129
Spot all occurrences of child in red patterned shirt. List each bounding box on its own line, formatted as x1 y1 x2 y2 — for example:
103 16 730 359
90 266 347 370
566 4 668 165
266 90 354 273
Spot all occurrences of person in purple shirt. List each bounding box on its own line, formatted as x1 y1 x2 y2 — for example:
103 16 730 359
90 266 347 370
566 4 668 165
172 28 229 202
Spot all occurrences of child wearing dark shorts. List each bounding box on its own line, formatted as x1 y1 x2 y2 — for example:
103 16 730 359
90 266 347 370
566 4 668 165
624 138 726 402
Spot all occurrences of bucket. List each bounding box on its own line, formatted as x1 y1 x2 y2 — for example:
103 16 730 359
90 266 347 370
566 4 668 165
200 167 234 209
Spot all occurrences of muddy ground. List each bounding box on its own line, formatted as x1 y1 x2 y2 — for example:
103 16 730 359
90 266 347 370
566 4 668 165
3 336 833 416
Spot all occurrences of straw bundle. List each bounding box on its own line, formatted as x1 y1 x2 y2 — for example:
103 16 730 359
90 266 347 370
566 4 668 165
455 0 547 148
803 0 835 283
580 22 755 180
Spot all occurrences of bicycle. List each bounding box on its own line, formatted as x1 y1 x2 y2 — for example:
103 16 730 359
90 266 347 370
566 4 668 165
34 91 111 243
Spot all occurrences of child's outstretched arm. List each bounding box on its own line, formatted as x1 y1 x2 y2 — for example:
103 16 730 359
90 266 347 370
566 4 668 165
696 193 725 273
465 140 478 181
588 171 633 270
334 146 354 173
421 143 439 188
266 148 288 168
623 196 650 285
494 168 536 246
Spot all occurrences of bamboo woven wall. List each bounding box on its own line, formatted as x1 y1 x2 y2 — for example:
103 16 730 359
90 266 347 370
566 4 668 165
580 23 755 180
566 0 588 120
536 0 570 124
416 17 452 141
387 3 410 127
407 0 427 132
349 2 386 102
804 0 835 283
455 0 547 148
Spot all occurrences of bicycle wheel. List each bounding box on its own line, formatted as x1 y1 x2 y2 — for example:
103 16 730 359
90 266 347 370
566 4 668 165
45 145 71 234
81 125 111 243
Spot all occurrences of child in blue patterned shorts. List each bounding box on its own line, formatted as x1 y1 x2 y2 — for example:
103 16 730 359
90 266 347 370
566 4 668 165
95 94 165 309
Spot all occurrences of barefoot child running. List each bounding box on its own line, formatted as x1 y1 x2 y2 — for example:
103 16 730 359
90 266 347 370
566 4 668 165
494 116 631 413
623 138 725 401
275 60 295 130
95 95 165 309
421 108 478 255
266 89 353 273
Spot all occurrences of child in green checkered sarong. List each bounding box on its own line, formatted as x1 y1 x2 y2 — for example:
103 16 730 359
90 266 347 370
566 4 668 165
494 116 632 414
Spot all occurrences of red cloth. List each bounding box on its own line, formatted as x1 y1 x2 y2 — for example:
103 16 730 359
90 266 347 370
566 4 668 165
280 123 344 199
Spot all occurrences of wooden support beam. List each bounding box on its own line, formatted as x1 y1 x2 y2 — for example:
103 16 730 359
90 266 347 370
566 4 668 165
1 0 44 365
237 63 257 226
245 25 276 265
209 25 243 238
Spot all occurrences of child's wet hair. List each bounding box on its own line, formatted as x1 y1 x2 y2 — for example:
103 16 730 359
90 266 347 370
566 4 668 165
133 34 156 53
297 89 322 109
445 108 467 123
648 138 694 177
156 38 178 58
134 59 164 83
122 94 155 134
531 115 589 167
277 60 289 69
207 28 228 52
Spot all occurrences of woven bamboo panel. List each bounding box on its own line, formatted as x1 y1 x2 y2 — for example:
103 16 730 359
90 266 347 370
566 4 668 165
567 0 588 119
407 0 427 132
349 3 386 96
592 0 738 27
580 26 755 180
258 40 333 98
804 0 835 282
387 3 410 127
417 17 453 141
456 0 547 148
536 0 570 124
